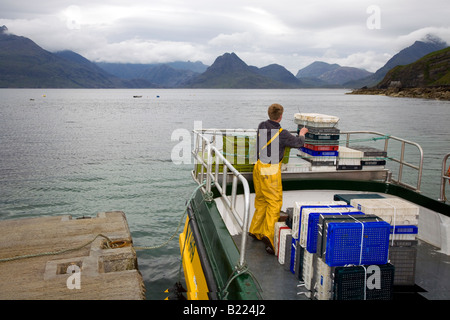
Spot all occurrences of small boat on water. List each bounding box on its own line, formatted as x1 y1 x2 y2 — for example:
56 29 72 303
176 113 450 300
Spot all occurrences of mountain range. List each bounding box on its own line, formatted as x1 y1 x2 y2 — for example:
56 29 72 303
0 25 448 89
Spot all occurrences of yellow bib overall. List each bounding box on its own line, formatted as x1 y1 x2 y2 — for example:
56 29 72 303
249 128 283 247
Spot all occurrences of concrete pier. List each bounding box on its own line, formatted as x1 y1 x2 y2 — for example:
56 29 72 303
0 211 145 299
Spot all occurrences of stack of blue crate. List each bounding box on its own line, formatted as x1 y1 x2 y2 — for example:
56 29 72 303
290 200 395 300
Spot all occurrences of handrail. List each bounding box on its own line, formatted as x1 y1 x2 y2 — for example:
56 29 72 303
439 152 450 202
341 131 424 192
192 130 251 268
193 129 425 193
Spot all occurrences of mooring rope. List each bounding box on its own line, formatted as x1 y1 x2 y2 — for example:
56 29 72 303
0 233 112 263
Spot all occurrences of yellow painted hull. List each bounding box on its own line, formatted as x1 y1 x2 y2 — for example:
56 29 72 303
179 217 209 300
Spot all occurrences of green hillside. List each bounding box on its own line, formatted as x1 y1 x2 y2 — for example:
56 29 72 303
378 47 450 88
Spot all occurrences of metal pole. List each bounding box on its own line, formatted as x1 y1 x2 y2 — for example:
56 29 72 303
439 153 450 202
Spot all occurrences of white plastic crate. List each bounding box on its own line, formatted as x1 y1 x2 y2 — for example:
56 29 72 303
274 221 287 256
292 201 347 240
298 150 338 163
299 205 355 248
302 250 315 290
281 157 311 172
350 198 419 226
278 228 292 265
315 257 334 300
294 113 339 127
311 166 337 172
338 146 364 166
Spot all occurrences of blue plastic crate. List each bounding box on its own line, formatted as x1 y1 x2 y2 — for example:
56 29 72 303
289 238 303 279
306 212 364 253
294 204 353 239
316 215 381 258
300 147 339 157
290 237 297 274
390 225 418 234
324 220 390 267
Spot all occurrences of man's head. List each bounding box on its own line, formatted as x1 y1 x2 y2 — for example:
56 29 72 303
268 103 284 122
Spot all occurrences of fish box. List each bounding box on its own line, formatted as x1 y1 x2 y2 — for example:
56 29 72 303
304 143 339 151
294 113 340 127
389 240 417 286
290 238 303 279
317 215 390 266
390 225 418 241
305 126 341 134
350 198 419 226
274 222 287 256
351 146 387 157
278 228 292 265
281 157 311 172
361 160 387 166
292 201 348 240
333 193 385 204
304 211 365 254
302 250 316 290
305 132 340 140
301 147 339 157
333 264 395 300
315 256 334 300
337 164 362 170
300 206 356 248
337 146 364 167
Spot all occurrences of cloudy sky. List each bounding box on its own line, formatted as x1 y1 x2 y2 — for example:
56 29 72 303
1 0 449 73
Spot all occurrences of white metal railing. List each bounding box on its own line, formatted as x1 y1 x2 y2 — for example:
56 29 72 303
191 130 251 268
192 128 426 190
341 131 424 192
439 153 450 202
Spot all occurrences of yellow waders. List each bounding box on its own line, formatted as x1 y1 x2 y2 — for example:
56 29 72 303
249 128 283 247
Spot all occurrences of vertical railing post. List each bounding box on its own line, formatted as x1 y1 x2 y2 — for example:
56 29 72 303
439 153 450 202
206 144 212 195
398 141 405 186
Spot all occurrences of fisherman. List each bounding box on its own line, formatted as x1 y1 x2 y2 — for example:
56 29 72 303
249 103 308 254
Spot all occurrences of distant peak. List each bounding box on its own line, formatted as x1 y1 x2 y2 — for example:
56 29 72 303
422 34 447 46
0 25 8 34
209 52 248 71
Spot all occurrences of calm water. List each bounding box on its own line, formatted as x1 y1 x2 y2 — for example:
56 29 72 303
0 88 449 299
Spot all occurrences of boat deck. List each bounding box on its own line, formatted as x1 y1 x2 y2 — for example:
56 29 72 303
228 190 450 300
233 234 450 300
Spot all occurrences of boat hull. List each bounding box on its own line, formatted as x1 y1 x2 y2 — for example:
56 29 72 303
178 189 262 300
179 217 210 300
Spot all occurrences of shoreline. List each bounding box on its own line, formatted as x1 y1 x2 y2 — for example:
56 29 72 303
347 87 450 101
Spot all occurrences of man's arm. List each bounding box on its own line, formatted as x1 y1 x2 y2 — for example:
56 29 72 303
280 127 308 148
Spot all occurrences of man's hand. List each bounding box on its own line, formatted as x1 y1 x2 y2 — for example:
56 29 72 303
299 127 309 136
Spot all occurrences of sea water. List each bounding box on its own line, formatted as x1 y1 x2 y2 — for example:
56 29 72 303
0 88 449 299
